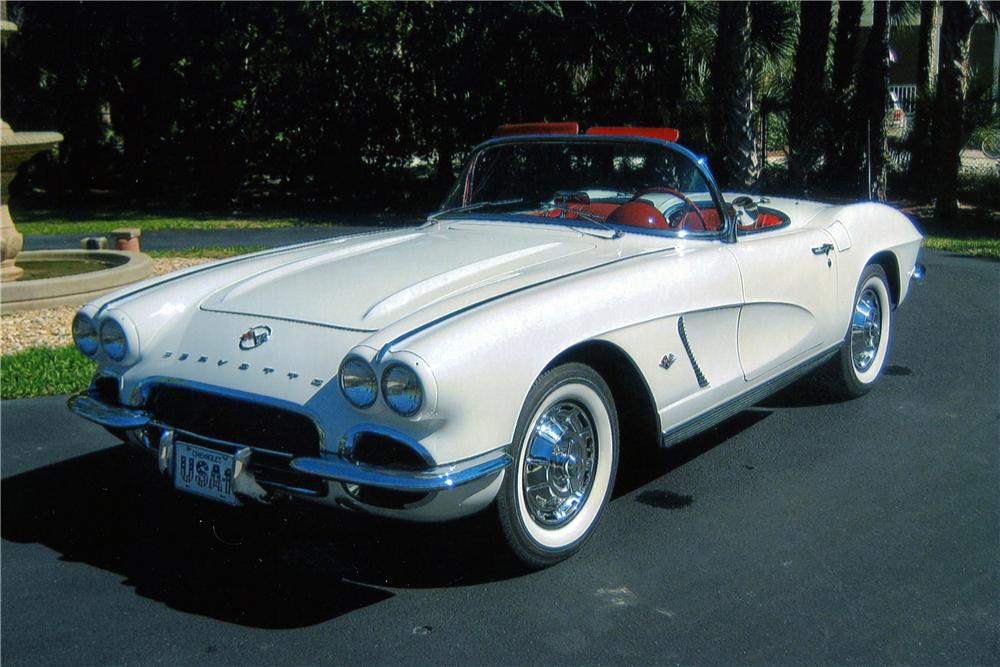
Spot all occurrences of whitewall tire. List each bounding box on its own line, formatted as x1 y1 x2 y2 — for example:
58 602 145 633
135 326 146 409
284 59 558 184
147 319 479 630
497 363 619 569
833 264 893 397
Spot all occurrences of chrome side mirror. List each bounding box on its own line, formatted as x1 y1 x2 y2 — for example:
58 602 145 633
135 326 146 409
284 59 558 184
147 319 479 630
732 195 759 228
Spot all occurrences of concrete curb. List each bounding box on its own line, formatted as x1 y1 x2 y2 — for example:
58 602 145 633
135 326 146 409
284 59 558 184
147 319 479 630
0 250 153 313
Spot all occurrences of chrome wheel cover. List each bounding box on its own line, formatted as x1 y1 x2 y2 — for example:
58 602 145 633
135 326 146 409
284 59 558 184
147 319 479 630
851 287 882 372
522 401 597 528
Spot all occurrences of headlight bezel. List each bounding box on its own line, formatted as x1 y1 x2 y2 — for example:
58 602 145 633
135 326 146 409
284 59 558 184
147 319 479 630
339 355 378 409
381 363 424 417
72 313 100 356
99 318 129 361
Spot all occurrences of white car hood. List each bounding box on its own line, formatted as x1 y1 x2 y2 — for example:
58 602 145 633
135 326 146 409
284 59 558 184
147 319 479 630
200 222 624 331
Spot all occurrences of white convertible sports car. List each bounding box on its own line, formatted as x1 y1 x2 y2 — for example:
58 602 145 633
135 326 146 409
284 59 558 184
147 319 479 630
69 123 924 567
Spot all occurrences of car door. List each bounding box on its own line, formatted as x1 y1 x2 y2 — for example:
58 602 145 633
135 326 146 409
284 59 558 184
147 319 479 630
727 228 839 381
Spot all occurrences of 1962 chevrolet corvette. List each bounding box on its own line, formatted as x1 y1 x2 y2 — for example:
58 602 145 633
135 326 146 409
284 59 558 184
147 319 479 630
69 123 924 567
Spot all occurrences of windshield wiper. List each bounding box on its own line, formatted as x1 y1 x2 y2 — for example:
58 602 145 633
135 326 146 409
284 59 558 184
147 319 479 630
544 204 623 239
428 198 526 220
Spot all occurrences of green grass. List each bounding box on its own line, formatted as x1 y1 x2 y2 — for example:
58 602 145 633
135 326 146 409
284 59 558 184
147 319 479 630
925 236 1000 259
13 207 423 236
145 245 266 259
15 216 304 236
1 345 96 400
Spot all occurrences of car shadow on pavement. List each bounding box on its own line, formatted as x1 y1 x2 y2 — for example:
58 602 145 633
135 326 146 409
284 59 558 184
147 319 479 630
1 445 520 628
758 372 853 409
613 409 772 499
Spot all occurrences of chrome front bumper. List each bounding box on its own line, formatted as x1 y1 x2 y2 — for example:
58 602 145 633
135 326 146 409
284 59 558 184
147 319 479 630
67 393 511 494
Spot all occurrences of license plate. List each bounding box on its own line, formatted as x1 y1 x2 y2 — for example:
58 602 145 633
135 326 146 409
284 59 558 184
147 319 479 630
174 442 238 506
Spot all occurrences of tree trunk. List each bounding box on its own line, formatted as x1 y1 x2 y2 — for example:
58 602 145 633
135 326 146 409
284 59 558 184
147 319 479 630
824 0 863 188
917 1 943 87
908 1 942 190
852 0 891 201
658 2 687 126
932 1 984 222
711 1 758 189
787 1 832 189
708 3 732 165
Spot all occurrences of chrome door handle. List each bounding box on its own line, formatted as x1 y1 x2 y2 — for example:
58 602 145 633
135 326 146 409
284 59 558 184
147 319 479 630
812 243 834 255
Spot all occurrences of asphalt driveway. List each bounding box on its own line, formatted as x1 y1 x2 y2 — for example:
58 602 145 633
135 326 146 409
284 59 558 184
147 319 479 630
1 249 997 665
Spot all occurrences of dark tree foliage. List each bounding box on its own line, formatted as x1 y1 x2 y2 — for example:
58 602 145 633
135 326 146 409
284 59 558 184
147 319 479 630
787 0 832 189
1 0 994 216
2 1 708 209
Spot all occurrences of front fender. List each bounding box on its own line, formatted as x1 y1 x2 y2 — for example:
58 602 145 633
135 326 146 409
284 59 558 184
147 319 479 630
393 244 743 464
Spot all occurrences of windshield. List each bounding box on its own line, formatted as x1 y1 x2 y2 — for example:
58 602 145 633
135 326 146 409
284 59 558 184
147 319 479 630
437 139 725 237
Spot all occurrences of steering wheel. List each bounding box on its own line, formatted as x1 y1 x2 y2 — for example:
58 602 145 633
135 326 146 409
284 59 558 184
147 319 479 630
633 187 708 231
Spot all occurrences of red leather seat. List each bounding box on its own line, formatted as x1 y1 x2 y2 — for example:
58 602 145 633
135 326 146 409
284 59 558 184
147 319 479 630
735 211 785 231
673 208 722 232
606 200 668 230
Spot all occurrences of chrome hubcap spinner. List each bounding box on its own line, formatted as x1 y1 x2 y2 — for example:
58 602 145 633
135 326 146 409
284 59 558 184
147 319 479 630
522 401 597 527
851 287 882 372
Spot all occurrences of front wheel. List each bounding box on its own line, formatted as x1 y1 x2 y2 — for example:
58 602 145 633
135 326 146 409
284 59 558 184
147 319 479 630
830 264 893 397
497 363 619 569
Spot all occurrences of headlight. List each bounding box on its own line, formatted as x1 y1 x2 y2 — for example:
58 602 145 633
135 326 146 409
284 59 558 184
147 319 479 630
339 357 377 408
72 313 99 356
381 364 423 416
99 319 128 361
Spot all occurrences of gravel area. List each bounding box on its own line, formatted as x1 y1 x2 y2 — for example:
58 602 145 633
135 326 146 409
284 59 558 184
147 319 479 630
1 257 213 355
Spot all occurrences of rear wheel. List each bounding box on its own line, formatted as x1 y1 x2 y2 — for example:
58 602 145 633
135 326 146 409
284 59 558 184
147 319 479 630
497 363 619 569
831 264 893 397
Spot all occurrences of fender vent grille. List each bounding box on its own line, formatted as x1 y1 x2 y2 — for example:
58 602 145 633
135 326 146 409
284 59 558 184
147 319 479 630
678 316 710 388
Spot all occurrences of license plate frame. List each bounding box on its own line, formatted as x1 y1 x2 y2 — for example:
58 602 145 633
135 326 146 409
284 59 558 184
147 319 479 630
173 441 239 506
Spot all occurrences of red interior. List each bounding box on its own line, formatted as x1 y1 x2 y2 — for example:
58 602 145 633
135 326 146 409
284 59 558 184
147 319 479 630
671 208 723 232
606 201 668 229
734 210 786 231
529 200 728 232
527 201 791 233
531 202 620 220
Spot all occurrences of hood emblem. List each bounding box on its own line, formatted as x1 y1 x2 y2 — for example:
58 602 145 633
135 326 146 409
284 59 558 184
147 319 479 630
239 325 272 351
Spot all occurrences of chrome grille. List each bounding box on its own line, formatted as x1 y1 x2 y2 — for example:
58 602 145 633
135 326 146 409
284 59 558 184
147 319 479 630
144 385 321 459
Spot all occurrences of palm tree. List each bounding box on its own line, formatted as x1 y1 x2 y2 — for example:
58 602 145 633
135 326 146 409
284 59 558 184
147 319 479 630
851 0 891 201
787 1 833 189
907 1 942 190
931 0 994 222
710 0 758 189
825 0 863 188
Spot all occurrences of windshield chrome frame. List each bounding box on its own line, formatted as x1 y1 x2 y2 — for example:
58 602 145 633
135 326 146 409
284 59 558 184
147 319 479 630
434 134 734 243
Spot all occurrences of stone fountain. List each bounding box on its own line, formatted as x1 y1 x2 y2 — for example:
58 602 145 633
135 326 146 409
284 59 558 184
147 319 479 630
1 118 62 281
0 6 151 313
